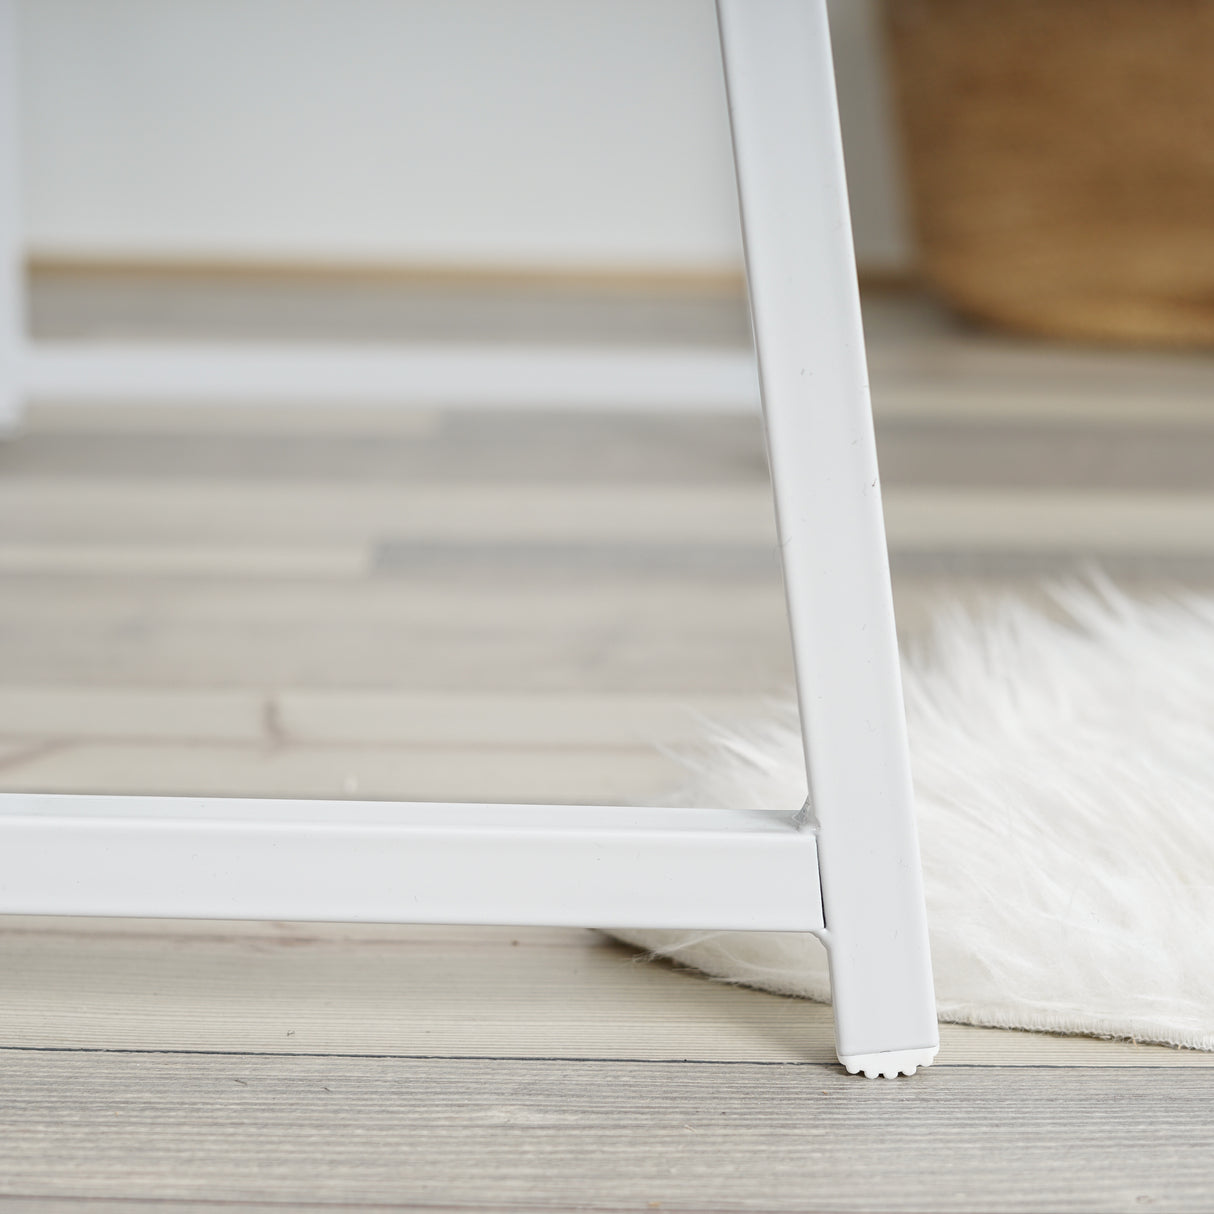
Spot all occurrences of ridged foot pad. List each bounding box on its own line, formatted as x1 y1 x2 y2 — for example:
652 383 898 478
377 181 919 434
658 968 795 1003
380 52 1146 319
838 1046 938 1079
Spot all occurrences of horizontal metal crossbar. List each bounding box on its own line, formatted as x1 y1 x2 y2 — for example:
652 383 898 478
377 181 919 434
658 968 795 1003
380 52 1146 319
0 794 823 932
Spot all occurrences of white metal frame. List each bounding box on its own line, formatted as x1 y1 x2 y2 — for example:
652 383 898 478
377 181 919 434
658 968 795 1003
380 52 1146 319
0 0 938 1078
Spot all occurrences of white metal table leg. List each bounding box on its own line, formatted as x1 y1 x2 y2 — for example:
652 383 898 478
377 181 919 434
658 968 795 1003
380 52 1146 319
0 0 935 1077
716 0 938 1076
0 0 22 433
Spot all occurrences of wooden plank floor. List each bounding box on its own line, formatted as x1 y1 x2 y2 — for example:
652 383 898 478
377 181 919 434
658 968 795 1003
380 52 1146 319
3 289 1214 1212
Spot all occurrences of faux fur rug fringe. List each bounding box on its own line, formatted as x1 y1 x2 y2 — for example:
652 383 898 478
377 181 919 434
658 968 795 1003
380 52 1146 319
614 580 1214 1052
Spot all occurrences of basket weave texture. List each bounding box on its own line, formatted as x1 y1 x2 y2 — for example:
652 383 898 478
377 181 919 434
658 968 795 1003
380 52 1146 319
885 0 1214 345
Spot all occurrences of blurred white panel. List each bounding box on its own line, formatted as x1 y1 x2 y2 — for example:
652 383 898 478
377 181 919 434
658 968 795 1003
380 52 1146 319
17 0 910 273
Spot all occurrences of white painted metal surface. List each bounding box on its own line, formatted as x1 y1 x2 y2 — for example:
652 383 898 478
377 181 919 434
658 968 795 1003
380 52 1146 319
0 795 823 932
716 0 937 1069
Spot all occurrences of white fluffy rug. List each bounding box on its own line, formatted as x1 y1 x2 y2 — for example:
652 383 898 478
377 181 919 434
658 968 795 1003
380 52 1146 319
615 581 1214 1051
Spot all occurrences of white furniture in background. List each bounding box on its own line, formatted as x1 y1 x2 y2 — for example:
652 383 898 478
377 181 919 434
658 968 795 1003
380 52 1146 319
0 0 938 1078
0 0 17 429
0 0 763 422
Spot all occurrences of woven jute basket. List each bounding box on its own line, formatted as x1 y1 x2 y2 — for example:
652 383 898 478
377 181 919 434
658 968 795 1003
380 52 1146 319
884 0 1214 345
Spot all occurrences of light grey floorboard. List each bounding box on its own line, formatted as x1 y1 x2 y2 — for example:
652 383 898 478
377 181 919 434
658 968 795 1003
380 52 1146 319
1 917 1206 1068
12 412 1214 492
2 1053 1212 1213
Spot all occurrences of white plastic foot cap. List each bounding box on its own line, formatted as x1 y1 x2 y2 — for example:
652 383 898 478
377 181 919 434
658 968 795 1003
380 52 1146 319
838 1046 939 1079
